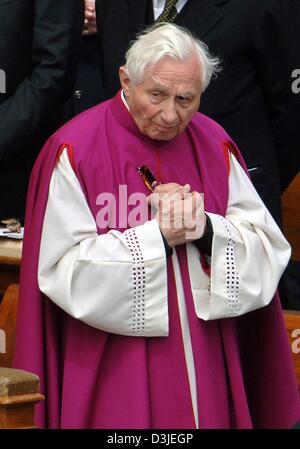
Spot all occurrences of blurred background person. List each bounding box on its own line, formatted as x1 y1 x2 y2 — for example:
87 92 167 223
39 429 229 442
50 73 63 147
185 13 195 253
0 0 84 223
63 0 103 121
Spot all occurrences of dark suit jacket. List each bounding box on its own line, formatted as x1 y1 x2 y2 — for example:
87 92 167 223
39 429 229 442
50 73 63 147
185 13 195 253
63 35 104 122
96 0 300 224
0 0 83 221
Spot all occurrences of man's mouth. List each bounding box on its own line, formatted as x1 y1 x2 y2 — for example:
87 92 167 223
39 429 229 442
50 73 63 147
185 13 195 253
154 123 176 132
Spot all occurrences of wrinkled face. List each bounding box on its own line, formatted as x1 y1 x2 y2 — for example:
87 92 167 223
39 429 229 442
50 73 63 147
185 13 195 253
119 55 203 141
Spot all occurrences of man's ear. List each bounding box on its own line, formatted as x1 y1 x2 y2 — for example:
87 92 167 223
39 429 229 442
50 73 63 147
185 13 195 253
119 66 131 96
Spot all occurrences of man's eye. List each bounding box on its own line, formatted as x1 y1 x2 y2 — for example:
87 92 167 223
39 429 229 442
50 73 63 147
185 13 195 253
178 97 191 104
150 92 163 102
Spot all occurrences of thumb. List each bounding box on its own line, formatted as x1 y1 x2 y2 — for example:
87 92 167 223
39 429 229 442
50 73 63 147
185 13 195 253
181 183 191 198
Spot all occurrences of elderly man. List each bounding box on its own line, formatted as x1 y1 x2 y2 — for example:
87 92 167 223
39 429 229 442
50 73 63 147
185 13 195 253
13 24 300 429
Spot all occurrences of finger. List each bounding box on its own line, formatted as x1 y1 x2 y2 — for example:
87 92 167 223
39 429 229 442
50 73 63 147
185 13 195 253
86 4 95 12
156 185 190 203
84 10 92 18
147 193 160 212
193 191 204 212
153 182 181 194
176 184 191 199
170 183 190 195
89 24 98 34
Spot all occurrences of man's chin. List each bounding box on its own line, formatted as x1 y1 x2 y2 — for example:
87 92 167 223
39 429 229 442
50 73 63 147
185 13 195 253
155 134 176 141
150 128 178 141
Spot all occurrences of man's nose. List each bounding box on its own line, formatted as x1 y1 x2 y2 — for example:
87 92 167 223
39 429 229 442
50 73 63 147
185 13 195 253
161 100 179 124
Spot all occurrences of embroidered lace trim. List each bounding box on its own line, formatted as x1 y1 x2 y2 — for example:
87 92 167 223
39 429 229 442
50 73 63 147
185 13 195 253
125 229 146 335
219 216 240 316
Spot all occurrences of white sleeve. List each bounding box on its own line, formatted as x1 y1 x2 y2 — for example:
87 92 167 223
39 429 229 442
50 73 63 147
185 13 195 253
38 148 168 337
188 152 291 320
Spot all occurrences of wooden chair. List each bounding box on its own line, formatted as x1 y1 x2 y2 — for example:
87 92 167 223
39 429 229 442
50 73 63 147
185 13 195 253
0 284 44 428
283 310 300 394
0 283 19 368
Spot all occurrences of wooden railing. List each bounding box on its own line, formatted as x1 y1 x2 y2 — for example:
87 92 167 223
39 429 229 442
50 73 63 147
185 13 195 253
0 284 44 428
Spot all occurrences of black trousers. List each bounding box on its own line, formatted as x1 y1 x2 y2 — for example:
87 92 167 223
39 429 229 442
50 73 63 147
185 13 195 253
0 156 34 224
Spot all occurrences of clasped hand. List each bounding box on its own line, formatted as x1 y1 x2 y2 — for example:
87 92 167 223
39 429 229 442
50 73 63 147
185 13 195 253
82 0 97 36
147 183 207 247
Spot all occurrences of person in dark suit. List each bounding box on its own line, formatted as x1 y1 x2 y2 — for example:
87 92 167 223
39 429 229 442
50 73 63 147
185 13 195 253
63 0 104 121
0 0 84 222
95 0 300 226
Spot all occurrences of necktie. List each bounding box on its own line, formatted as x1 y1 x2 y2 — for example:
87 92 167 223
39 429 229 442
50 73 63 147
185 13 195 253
156 0 178 23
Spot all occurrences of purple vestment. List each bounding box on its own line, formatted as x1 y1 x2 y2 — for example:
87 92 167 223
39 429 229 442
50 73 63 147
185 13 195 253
13 92 300 428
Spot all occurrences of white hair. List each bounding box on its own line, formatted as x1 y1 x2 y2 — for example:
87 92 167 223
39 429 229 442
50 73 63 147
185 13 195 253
124 23 221 92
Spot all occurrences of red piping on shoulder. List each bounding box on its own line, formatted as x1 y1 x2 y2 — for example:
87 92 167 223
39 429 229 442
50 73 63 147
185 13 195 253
222 140 239 176
55 143 78 176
